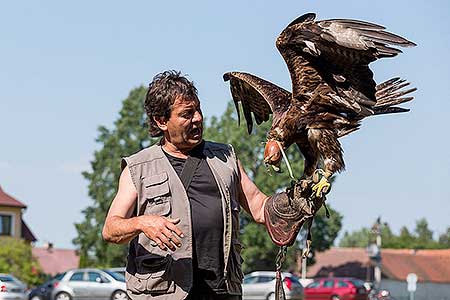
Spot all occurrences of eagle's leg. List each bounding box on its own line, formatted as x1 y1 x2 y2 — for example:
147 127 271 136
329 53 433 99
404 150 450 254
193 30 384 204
307 128 344 198
311 169 332 198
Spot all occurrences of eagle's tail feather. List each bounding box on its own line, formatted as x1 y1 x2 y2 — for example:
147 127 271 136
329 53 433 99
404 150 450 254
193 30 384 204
373 77 416 115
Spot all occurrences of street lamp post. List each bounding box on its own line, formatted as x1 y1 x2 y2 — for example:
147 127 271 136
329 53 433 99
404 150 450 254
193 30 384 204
368 217 382 290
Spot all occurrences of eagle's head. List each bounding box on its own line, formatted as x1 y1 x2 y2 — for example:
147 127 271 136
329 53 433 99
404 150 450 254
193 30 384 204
264 139 283 172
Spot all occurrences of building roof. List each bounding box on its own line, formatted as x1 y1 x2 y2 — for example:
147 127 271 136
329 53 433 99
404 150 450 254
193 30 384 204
32 247 80 275
382 248 450 284
307 247 372 281
21 220 37 242
0 186 27 208
307 247 450 284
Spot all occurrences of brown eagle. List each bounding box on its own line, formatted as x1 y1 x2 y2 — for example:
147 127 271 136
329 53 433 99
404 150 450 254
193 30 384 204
224 13 416 196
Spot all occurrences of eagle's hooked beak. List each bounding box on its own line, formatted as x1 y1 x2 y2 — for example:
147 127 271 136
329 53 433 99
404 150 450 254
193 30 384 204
264 139 283 172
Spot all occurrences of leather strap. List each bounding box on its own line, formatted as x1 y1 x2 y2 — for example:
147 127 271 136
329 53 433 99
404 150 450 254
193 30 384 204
179 141 204 190
180 155 201 190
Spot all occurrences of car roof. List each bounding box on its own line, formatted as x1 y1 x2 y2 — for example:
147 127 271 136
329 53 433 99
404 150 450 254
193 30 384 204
313 277 360 281
66 268 107 272
246 271 294 277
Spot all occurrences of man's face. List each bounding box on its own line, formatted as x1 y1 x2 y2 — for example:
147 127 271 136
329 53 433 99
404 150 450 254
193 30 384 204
158 96 203 151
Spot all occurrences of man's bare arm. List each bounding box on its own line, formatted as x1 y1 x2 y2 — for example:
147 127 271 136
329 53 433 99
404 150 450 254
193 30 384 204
102 166 184 250
237 160 269 224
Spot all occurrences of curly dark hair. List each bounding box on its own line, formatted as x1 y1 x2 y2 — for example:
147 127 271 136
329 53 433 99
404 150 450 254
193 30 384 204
145 70 198 137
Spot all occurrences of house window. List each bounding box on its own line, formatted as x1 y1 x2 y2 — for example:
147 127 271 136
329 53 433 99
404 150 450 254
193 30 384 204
0 214 12 235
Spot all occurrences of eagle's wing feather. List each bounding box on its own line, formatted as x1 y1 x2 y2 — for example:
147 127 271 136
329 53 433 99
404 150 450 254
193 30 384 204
223 72 291 134
276 13 415 117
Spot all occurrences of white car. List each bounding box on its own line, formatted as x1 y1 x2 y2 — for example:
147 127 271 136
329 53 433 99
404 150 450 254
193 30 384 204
0 274 27 300
242 271 303 300
50 269 127 300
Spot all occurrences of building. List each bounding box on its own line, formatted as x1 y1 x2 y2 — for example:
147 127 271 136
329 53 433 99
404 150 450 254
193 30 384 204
32 245 80 275
0 185 79 275
307 247 450 300
0 185 36 242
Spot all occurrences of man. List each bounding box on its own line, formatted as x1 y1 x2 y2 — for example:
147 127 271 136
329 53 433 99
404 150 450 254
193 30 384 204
102 70 269 300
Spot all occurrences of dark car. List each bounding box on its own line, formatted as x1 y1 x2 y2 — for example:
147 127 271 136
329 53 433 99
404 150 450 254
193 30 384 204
304 277 369 300
28 273 66 300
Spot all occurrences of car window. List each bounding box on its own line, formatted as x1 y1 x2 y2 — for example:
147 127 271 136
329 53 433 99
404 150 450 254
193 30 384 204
88 272 105 283
243 276 257 284
69 272 85 281
323 280 334 288
103 270 125 282
307 281 321 288
337 281 348 287
350 279 365 288
257 276 275 283
0 276 14 282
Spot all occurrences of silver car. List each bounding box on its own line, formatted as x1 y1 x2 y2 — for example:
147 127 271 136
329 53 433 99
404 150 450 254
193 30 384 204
0 274 27 300
242 271 303 300
51 269 127 300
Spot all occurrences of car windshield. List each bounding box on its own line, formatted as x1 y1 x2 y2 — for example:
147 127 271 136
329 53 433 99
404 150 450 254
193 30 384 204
0 275 14 282
287 275 302 286
350 279 365 288
53 273 66 281
103 270 125 282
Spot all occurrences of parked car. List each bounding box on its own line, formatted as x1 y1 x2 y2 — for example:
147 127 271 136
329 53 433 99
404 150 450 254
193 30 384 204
242 271 303 300
48 269 127 300
28 273 66 300
0 274 27 300
304 277 369 300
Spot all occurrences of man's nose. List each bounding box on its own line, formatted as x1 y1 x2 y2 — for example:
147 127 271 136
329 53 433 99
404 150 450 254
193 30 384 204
192 110 203 123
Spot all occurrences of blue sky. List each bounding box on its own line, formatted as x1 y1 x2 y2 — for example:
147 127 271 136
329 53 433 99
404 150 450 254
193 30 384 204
1 1 449 249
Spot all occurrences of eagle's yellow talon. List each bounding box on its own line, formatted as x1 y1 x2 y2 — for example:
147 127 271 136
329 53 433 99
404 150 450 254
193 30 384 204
312 176 331 197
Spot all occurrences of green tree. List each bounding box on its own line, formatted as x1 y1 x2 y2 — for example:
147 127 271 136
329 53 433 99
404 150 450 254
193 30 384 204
339 228 371 248
0 237 43 286
205 102 343 272
339 218 448 250
438 227 450 247
74 87 155 267
413 218 439 249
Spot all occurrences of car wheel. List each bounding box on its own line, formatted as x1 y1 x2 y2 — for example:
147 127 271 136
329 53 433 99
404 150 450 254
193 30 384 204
267 292 275 300
112 290 129 300
55 292 71 300
331 295 340 300
30 296 42 300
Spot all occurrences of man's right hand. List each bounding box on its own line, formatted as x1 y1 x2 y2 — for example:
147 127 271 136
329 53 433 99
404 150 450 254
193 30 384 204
137 215 184 251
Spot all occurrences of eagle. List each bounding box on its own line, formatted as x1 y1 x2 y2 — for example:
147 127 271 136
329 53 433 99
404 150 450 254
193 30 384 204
224 13 416 197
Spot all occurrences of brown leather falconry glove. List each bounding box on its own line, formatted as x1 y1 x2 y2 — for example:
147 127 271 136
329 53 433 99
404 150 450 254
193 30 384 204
264 179 328 248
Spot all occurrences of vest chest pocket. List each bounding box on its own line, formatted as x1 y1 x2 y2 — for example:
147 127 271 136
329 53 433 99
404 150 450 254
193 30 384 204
142 173 171 216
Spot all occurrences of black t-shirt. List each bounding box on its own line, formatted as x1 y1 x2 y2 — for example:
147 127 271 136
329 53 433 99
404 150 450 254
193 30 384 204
163 146 226 294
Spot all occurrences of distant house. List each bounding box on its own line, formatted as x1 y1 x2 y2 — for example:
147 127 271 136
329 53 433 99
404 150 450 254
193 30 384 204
0 185 36 242
32 245 80 276
307 247 450 300
1 185 79 275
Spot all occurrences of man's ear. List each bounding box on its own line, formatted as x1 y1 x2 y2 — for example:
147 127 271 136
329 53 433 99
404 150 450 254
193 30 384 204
154 116 168 131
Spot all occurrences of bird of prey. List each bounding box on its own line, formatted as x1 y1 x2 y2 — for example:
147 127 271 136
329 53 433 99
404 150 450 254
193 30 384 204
224 13 416 197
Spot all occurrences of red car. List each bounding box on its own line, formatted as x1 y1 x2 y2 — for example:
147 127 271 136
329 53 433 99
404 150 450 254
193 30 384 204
304 277 369 300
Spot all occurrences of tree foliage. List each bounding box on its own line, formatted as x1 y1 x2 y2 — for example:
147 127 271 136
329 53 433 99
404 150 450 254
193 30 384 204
0 237 43 286
75 92 343 271
74 87 156 267
339 218 448 249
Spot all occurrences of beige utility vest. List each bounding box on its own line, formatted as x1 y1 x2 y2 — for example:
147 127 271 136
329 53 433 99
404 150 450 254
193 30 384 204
122 141 244 300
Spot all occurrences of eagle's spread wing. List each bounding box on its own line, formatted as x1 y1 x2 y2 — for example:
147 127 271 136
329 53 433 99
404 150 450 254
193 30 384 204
223 72 291 134
276 13 416 117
